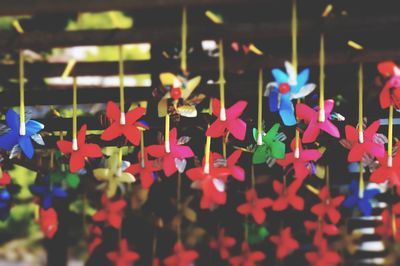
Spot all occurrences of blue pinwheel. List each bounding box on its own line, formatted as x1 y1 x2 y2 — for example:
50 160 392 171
0 109 44 159
264 61 316 126
342 180 380 216
0 188 11 220
30 176 67 209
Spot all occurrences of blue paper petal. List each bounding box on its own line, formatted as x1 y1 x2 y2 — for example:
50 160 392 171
19 136 34 159
0 131 19 151
42 194 53 209
6 109 20 131
293 68 310 93
269 88 279 112
52 186 68 198
26 120 44 136
359 199 373 216
342 195 357 208
272 69 289 84
279 95 296 126
30 185 47 195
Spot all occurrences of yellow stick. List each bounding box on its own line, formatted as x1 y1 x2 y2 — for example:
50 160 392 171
140 130 145 168
118 45 126 125
359 162 364 198
257 69 263 145
204 135 211 174
291 0 298 73
165 114 170 153
388 104 394 167
358 63 364 143
19 51 26 136
318 34 325 122
72 76 78 150
181 6 187 74
218 39 226 121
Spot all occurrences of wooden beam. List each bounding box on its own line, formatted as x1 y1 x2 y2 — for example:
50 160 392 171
0 16 399 51
0 0 264 16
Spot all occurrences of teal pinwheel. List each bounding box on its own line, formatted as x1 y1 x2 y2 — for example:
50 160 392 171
252 123 286 165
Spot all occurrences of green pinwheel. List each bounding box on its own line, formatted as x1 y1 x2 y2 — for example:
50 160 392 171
252 123 286 165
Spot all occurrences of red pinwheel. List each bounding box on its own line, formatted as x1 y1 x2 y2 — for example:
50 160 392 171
125 151 162 189
270 227 299 259
377 61 400 109
206 98 247 140
215 150 245 181
163 242 198 266
296 100 340 143
101 101 146 145
304 220 339 245
311 187 345 224
0 169 11 186
272 179 304 211
92 194 126 229
236 188 272 224
276 139 322 179
147 128 194 177
38 208 58 239
88 225 102 254
305 238 341 266
375 203 400 241
344 120 385 162
107 239 140 266
209 228 236 260
229 241 266 266
57 125 102 173
370 150 400 193
186 153 230 209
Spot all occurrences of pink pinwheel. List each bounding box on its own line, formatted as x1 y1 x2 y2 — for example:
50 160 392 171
125 151 162 189
296 100 340 143
270 227 299 259
92 194 126 229
311 187 345 224
163 242 198 266
305 238 341 266
229 242 266 266
377 61 400 109
370 149 400 193
107 239 140 266
209 228 236 260
345 120 385 162
214 150 245 181
272 179 304 211
101 101 146 145
237 188 272 224
186 153 230 209
276 139 322 179
57 125 102 173
206 98 247 140
147 128 194 177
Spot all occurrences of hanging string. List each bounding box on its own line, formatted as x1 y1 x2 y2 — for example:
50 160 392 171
218 39 226 121
118 45 126 125
257 69 264 145
358 63 364 143
358 162 364 199
19 51 26 136
222 136 227 160
388 104 394 167
72 76 78 151
181 6 188 74
318 34 325 123
140 130 145 168
251 164 256 188
326 165 330 198
165 114 170 153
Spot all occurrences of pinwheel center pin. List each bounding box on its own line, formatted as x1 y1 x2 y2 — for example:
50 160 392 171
279 83 290 94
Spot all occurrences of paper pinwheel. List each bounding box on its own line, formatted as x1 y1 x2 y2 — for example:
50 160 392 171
252 124 286 165
272 179 304 211
296 100 340 143
237 188 272 224
229 242 266 266
125 151 162 189
370 150 400 193
246 223 270 245
147 128 194 177
214 150 245 181
375 204 400 241
38 208 58 239
0 109 44 159
377 61 400 109
107 239 140 266
265 61 316 126
344 120 385 162
270 227 299 259
186 153 230 209
206 98 247 140
101 101 146 145
0 168 11 186
342 180 380 216
93 153 135 198
50 165 80 189
304 220 339 245
163 242 198 266
0 188 11 220
30 176 68 209
311 187 345 224
57 125 102 173
209 228 236 260
305 238 341 266
276 139 322 179
92 194 126 229
88 225 102 254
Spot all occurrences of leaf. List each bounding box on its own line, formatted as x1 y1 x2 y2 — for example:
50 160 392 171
31 134 45 146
